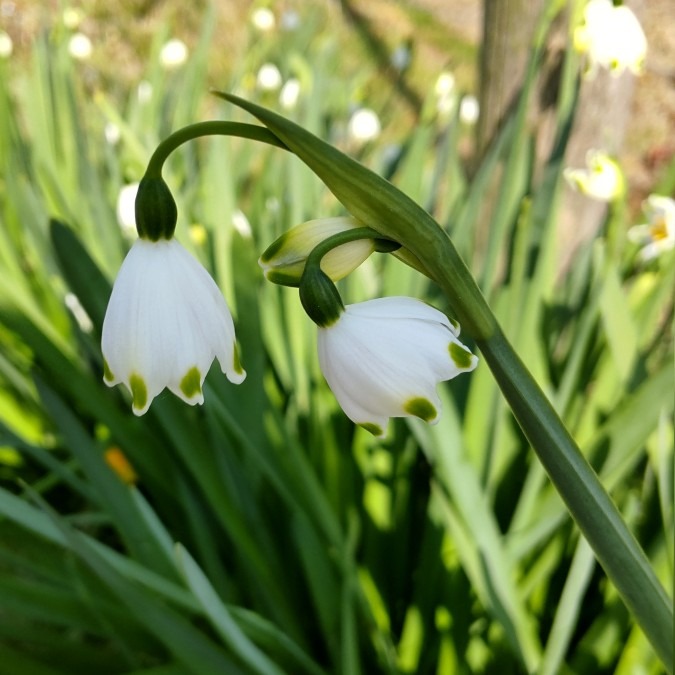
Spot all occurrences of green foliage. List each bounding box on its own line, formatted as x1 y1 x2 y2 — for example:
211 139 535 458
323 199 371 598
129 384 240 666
0 4 672 674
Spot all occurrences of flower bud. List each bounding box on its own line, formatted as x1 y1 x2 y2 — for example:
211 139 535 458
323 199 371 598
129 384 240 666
299 266 344 327
259 217 375 286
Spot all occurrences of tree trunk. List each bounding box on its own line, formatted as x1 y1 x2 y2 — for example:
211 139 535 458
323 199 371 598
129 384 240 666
477 0 547 157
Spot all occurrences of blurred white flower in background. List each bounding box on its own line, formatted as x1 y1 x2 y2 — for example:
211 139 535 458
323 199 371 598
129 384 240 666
256 63 282 91
62 7 84 30
116 183 139 236
65 292 93 333
434 71 456 117
563 150 624 202
232 210 252 238
279 77 301 110
628 195 675 261
574 0 646 77
188 224 207 247
251 7 275 32
280 9 300 31
137 80 153 104
160 38 188 70
347 108 381 144
0 30 12 58
390 44 411 71
68 32 92 60
104 122 121 146
459 94 480 125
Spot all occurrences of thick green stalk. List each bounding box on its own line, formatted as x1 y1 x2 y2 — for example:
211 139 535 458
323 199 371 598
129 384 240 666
479 329 673 666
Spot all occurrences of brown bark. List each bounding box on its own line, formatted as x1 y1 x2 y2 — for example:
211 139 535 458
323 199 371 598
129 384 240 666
477 0 547 157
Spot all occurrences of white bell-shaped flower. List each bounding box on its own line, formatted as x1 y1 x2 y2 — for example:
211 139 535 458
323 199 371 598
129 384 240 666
317 297 478 437
575 0 646 77
628 194 675 261
102 238 245 415
563 149 624 202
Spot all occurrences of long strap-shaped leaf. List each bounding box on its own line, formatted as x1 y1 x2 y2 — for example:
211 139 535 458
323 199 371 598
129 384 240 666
213 92 673 670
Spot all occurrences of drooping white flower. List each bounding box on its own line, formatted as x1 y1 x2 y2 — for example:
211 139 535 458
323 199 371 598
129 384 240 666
317 297 478 436
102 238 245 415
628 194 675 261
563 149 624 202
347 108 381 144
160 38 188 70
574 0 646 77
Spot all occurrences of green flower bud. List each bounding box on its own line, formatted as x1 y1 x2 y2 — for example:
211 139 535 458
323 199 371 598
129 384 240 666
299 265 344 327
259 217 375 287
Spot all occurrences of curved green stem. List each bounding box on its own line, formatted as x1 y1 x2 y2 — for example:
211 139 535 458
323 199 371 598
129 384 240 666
304 226 392 270
478 329 673 669
144 121 287 177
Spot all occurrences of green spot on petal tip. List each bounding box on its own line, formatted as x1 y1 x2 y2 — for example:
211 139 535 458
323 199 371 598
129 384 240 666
449 342 474 369
103 359 115 383
233 347 244 375
404 397 437 422
129 373 148 412
360 422 384 437
180 366 202 399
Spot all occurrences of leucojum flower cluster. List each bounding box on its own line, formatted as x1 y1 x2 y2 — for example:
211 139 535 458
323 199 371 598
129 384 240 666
101 135 478 436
